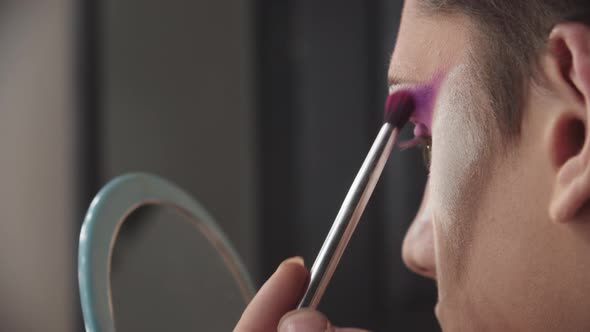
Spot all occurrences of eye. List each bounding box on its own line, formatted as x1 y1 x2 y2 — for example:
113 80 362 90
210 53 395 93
420 137 432 170
398 133 432 171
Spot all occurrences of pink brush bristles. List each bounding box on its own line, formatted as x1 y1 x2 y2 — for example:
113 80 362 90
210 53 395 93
384 90 415 129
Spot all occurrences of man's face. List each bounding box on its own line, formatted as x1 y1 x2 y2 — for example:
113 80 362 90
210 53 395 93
393 1 590 330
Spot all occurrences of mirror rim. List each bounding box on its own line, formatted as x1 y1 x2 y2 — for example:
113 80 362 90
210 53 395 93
78 173 254 332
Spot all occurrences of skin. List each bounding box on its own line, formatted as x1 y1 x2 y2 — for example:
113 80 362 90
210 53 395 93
235 0 590 330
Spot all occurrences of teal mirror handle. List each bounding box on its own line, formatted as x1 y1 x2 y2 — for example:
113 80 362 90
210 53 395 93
78 173 254 332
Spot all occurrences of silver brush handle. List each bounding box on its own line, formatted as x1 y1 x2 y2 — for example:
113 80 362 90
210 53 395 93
298 123 398 309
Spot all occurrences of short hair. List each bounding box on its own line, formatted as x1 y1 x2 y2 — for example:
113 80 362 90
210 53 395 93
419 0 590 139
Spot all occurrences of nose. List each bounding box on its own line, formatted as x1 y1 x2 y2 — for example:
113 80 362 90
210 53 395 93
402 182 437 279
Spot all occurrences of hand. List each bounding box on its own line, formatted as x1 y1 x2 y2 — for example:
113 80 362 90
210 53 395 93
233 257 369 332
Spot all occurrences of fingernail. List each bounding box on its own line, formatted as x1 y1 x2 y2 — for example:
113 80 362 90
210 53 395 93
278 310 330 332
279 256 305 268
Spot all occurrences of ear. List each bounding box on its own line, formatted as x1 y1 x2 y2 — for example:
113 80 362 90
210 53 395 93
545 22 590 223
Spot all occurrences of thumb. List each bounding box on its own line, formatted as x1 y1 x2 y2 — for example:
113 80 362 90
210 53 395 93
234 257 309 332
278 309 370 332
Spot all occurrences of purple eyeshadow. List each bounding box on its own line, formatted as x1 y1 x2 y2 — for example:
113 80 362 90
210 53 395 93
408 83 437 136
392 74 443 148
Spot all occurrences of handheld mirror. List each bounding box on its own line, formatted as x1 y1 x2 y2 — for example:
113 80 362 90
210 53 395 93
78 173 254 332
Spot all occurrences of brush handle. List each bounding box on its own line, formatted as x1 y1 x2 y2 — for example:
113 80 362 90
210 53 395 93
298 123 398 309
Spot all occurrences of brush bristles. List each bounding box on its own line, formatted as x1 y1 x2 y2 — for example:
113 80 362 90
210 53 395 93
384 90 415 129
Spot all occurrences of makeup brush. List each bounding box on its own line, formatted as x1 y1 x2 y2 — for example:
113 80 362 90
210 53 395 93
297 90 416 309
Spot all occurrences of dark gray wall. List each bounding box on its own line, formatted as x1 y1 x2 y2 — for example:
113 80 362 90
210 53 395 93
100 0 259 281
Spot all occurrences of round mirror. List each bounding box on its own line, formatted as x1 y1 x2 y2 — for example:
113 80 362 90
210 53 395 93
78 173 254 332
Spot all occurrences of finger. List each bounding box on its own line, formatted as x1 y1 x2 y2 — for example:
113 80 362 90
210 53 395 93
234 257 309 332
278 309 370 332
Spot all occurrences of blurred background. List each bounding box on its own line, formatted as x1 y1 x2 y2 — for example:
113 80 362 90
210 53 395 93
0 0 438 331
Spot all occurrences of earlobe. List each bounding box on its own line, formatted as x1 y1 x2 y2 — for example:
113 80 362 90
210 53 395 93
549 144 590 223
544 23 590 223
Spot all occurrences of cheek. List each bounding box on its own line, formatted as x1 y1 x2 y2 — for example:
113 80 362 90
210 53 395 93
429 68 488 245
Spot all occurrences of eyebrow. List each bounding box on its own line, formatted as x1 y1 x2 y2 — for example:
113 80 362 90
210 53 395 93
387 73 420 89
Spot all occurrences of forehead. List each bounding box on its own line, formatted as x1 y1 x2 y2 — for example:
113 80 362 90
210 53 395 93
388 0 472 87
